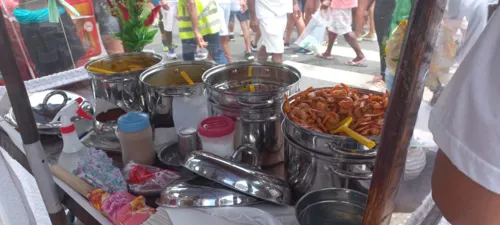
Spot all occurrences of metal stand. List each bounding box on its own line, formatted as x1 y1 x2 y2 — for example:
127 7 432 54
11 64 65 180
0 9 68 225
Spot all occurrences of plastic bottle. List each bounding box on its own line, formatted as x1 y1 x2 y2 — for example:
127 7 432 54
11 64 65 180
117 112 155 166
57 98 93 173
198 116 235 158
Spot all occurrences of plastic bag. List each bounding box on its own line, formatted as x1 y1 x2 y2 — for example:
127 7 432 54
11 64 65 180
122 161 180 196
385 20 408 73
294 9 330 52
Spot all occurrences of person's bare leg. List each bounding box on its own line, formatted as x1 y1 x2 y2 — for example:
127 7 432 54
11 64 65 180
258 45 268 62
321 31 337 57
368 2 376 36
271 53 283 63
284 14 296 43
240 20 252 52
304 0 318 25
165 31 174 50
343 32 365 61
220 35 232 62
229 15 235 34
102 35 124 54
354 0 370 37
253 27 261 45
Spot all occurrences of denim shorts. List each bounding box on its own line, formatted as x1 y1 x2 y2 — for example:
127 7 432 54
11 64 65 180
181 32 229 64
229 10 249 21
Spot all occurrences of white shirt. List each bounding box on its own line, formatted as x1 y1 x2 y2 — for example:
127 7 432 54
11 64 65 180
231 0 241 11
429 11 500 194
255 0 292 19
217 0 231 5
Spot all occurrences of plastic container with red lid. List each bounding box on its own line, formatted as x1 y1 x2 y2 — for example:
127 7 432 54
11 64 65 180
197 116 235 158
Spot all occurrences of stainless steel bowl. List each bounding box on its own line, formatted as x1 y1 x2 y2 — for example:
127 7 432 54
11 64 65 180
281 87 381 157
156 176 261 207
283 126 373 200
295 188 367 225
202 62 301 108
86 53 162 142
140 61 214 127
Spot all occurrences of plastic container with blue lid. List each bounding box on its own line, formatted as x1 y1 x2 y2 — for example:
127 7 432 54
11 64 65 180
117 112 155 165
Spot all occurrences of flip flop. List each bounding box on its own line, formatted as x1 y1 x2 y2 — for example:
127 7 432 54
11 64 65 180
316 53 334 60
346 58 367 67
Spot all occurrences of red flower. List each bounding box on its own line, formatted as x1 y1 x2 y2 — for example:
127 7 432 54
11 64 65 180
106 0 117 16
106 0 114 8
144 5 161 26
118 3 130 21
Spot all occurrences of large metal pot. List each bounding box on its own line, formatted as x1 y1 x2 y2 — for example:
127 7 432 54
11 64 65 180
140 61 214 127
86 53 162 141
281 87 381 157
295 188 367 225
202 62 301 108
208 99 284 167
283 123 373 201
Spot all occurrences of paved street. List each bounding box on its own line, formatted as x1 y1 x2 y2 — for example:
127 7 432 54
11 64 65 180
143 24 382 79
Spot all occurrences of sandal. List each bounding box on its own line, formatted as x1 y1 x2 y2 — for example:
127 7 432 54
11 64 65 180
316 53 334 60
346 58 367 67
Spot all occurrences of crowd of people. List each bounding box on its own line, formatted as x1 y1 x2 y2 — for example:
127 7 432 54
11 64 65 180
149 0 382 66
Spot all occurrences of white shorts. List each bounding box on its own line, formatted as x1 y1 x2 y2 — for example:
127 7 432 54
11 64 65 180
161 4 178 32
258 14 287 54
327 8 353 35
217 3 231 36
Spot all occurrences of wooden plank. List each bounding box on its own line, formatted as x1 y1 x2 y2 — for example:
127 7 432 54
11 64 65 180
361 0 446 224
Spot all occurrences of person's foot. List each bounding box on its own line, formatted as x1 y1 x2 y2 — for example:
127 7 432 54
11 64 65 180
356 32 368 42
166 51 178 60
284 42 290 49
295 48 314 55
163 46 169 52
363 33 377 42
229 34 235 41
346 56 367 66
251 42 258 52
372 74 384 82
195 49 208 60
244 51 255 60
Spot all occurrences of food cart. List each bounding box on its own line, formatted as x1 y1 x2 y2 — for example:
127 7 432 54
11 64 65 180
0 0 491 224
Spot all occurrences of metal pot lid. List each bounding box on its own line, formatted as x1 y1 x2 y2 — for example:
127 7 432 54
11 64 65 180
156 176 261 207
182 145 292 205
4 90 93 134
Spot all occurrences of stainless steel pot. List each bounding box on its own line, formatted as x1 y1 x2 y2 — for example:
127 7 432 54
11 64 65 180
281 87 381 157
283 123 373 201
202 62 301 108
86 53 162 141
207 99 283 167
295 188 367 225
140 61 214 127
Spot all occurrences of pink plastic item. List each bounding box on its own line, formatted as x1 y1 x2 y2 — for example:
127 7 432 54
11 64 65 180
197 116 235 138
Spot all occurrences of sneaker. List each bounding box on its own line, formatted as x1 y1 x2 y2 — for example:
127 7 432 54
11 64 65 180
166 49 177 59
363 33 377 42
229 34 235 41
244 51 255 60
251 42 258 52
295 47 314 55
163 46 169 52
195 49 208 60
284 42 290 49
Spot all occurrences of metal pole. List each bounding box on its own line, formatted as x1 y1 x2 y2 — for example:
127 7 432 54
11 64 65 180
361 0 446 224
0 9 68 225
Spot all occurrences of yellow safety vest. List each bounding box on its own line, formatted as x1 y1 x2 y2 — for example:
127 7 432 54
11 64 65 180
178 0 220 40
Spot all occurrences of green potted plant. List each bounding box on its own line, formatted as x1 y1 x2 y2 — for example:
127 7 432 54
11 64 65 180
105 0 162 52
